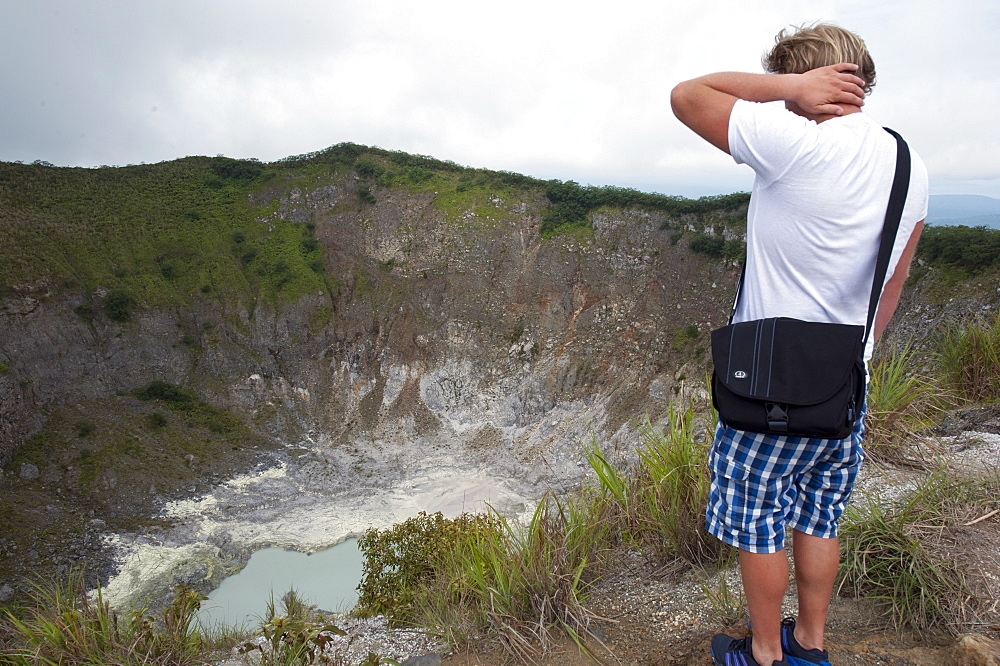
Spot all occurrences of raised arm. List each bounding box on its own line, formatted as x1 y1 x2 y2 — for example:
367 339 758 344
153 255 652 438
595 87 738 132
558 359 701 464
670 64 867 153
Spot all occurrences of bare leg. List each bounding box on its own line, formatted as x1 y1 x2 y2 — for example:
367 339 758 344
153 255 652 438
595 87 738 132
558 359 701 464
790 529 840 651
739 548 788 665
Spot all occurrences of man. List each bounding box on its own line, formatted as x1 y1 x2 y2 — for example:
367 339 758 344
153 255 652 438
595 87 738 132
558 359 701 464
671 24 928 666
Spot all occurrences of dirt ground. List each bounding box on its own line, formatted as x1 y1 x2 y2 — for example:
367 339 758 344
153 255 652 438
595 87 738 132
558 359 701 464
439 423 1000 666
440 554 998 665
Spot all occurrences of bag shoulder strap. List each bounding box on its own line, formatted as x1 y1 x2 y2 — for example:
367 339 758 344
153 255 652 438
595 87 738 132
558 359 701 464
727 127 911 342
863 128 910 344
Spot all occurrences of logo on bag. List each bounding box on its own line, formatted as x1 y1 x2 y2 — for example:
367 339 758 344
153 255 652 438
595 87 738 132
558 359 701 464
733 370 748 380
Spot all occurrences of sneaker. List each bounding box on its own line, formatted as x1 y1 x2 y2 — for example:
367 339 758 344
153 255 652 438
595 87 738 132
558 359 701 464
711 632 791 666
780 617 831 666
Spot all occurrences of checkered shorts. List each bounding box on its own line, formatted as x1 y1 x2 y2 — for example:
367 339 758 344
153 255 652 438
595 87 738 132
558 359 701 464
705 411 866 554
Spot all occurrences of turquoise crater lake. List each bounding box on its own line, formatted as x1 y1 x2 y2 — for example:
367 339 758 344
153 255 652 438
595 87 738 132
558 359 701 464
196 538 365 628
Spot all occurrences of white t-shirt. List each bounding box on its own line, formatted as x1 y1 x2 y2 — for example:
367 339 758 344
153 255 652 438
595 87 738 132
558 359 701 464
728 99 929 360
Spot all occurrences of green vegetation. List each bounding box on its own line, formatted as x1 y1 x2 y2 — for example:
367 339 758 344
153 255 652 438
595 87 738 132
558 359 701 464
839 469 1000 630
935 310 1000 403
1 577 398 665
417 495 610 658
671 324 701 351
356 512 502 622
133 380 241 435
587 405 720 565
355 399 718 657
2 573 212 665
688 232 745 261
540 181 749 238
917 224 1000 274
236 589 382 666
864 343 951 464
103 289 134 322
0 156 326 310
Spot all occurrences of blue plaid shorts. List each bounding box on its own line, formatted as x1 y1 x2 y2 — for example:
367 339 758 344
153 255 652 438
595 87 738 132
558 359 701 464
705 412 866 554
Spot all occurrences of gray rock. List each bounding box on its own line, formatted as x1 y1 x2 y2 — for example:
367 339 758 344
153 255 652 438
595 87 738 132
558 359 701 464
401 656 442 666
954 633 1000 666
0 583 14 603
19 463 39 479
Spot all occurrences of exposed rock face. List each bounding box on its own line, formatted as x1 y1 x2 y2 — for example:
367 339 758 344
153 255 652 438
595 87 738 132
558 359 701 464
0 182 736 468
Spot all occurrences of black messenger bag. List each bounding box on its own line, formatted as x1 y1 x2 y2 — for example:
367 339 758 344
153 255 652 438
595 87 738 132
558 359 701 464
710 128 910 439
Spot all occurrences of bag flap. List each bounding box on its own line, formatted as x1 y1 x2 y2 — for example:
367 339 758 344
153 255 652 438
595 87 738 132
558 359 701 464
711 317 864 405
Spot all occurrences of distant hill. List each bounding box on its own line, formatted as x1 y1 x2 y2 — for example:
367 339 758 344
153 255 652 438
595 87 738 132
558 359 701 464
927 194 1000 228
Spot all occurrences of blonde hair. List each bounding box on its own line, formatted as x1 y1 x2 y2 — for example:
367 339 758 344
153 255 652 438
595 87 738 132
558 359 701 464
763 23 876 94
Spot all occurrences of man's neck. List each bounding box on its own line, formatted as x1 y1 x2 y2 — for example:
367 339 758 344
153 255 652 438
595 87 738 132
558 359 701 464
786 101 863 123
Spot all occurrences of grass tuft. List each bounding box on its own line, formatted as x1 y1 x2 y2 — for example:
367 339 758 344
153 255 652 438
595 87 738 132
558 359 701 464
838 468 999 631
587 402 720 566
935 311 1000 403
1 571 211 665
864 342 952 465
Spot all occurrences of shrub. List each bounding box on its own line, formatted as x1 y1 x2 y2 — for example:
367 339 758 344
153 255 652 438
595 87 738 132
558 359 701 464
209 157 264 183
103 289 134 322
672 324 700 350
355 158 384 179
74 420 95 438
356 511 502 621
134 380 195 406
159 262 178 280
540 179 749 237
238 589 349 666
917 224 1000 273
73 303 95 323
689 233 725 257
146 411 168 430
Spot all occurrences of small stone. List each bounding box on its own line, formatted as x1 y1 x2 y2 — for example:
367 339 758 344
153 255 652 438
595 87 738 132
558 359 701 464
955 633 1000 666
19 463 39 480
401 656 442 666
0 583 14 603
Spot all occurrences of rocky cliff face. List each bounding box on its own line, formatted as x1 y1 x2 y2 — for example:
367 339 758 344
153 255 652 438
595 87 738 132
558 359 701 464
0 175 739 472
3 156 998 609
0 162 754 600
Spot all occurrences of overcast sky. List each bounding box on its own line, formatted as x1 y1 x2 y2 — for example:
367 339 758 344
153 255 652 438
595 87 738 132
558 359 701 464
2 0 997 198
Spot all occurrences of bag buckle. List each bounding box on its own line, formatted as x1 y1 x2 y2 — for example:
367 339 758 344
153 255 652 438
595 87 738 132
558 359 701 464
765 402 789 432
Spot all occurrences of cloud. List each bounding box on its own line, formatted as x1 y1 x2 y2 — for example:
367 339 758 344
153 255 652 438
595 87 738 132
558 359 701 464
1 0 997 196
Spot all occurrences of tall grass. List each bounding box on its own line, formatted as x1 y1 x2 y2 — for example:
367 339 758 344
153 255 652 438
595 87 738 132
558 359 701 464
864 343 951 464
1 572 211 665
586 403 720 566
838 469 999 631
416 495 612 660
936 310 1000 403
